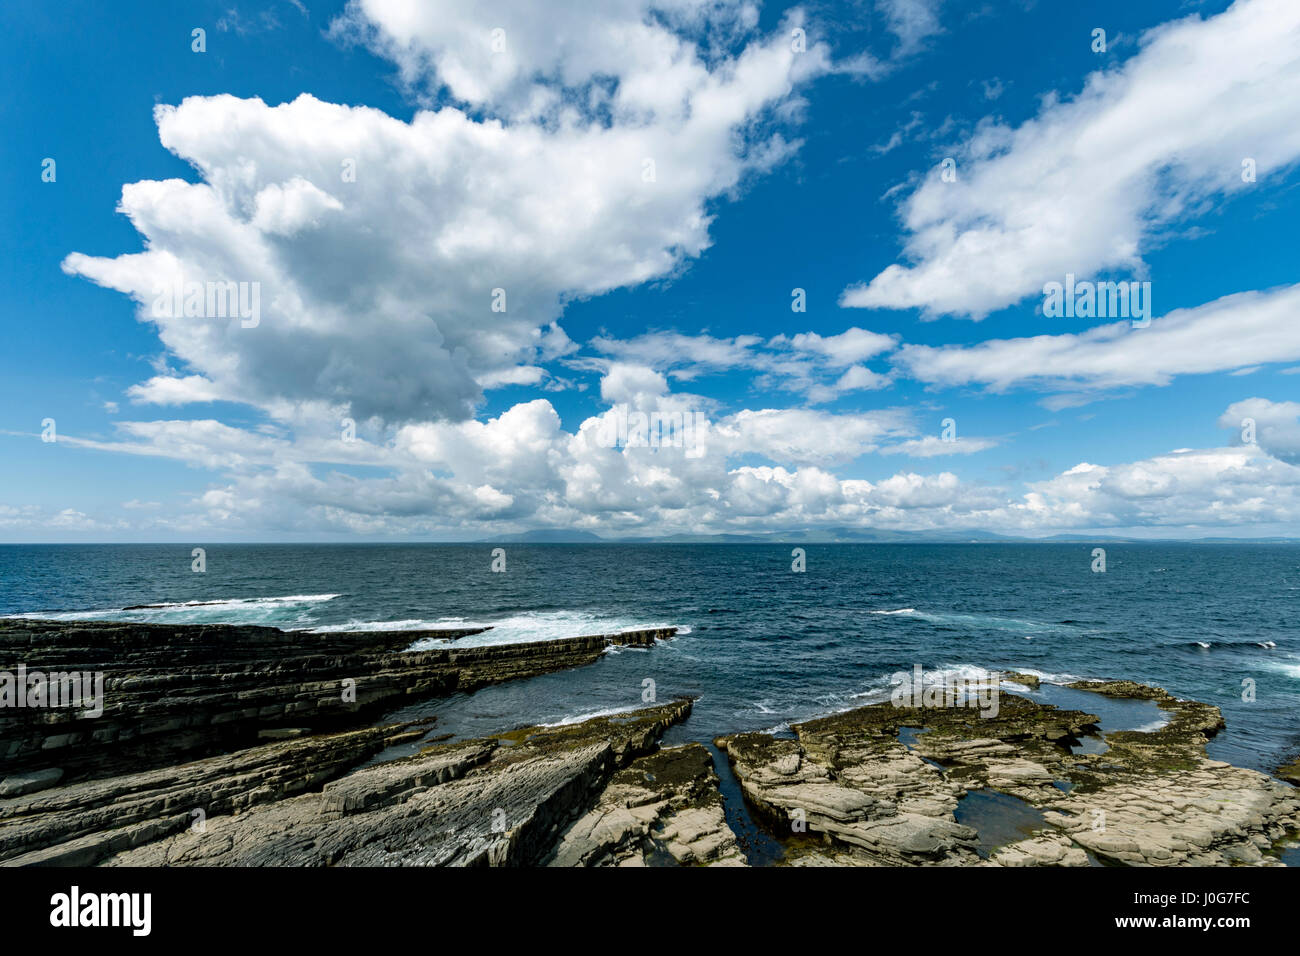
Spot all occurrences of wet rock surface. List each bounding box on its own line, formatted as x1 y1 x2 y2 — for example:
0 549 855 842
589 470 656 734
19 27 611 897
1279 755 1300 787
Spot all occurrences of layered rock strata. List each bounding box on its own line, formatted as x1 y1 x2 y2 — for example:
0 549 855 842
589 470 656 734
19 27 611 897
98 700 698 866
0 619 675 782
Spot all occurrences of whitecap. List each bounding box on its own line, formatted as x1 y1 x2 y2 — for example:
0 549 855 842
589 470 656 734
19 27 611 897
398 610 682 651
6 594 341 627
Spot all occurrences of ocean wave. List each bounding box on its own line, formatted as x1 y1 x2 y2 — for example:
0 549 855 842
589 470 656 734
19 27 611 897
1183 638 1280 650
1004 667 1089 685
4 594 341 627
1132 718 1172 733
307 618 468 634
398 609 682 651
537 705 641 727
869 607 1087 636
1261 659 1300 680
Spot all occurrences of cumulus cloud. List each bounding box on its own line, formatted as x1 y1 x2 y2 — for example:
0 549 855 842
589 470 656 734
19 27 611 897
1006 446 1300 531
333 1 798 117
841 0 1300 318
66 2 834 427
40 0 1300 542
1220 398 1300 463
38 395 1300 537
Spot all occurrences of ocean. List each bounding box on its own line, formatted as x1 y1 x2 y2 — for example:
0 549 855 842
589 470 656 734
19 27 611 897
1 542 1297 774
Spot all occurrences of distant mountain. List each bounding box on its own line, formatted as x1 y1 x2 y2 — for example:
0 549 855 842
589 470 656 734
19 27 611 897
615 528 1015 544
475 529 606 543
475 527 1300 545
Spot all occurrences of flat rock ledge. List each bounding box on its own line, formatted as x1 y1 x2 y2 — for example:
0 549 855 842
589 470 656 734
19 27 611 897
96 700 699 867
0 618 675 782
717 679 1300 867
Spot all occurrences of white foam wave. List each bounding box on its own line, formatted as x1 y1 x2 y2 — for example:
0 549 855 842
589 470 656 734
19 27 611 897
1262 659 1300 680
1132 717 1172 733
6 594 340 627
869 608 1085 636
397 610 680 651
1005 667 1089 685
307 618 458 634
537 705 639 727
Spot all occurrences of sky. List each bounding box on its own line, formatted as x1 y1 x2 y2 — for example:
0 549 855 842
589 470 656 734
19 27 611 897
2 0 1299 541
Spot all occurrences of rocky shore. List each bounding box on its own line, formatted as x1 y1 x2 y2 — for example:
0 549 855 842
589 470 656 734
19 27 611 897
719 679 1299 866
0 618 674 782
1 619 1296 867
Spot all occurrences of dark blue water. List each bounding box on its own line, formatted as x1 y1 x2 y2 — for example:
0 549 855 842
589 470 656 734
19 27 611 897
2 543 1298 774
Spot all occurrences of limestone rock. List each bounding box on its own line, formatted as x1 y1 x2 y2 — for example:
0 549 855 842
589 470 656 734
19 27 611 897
547 744 744 866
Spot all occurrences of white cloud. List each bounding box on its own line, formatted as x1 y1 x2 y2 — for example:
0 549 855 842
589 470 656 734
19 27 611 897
711 407 912 465
805 365 893 403
333 1 755 118
1220 398 1300 463
842 0 1300 317
879 435 998 458
33 396 1300 537
251 177 344 236
37 0 1300 542
588 331 764 380
878 0 945 55
66 3 833 428
894 283 1300 396
1008 446 1300 530
599 363 673 404
127 375 225 405
589 326 898 402
774 327 897 366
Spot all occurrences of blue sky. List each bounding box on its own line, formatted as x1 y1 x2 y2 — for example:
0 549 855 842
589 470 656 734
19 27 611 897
2 0 1299 541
